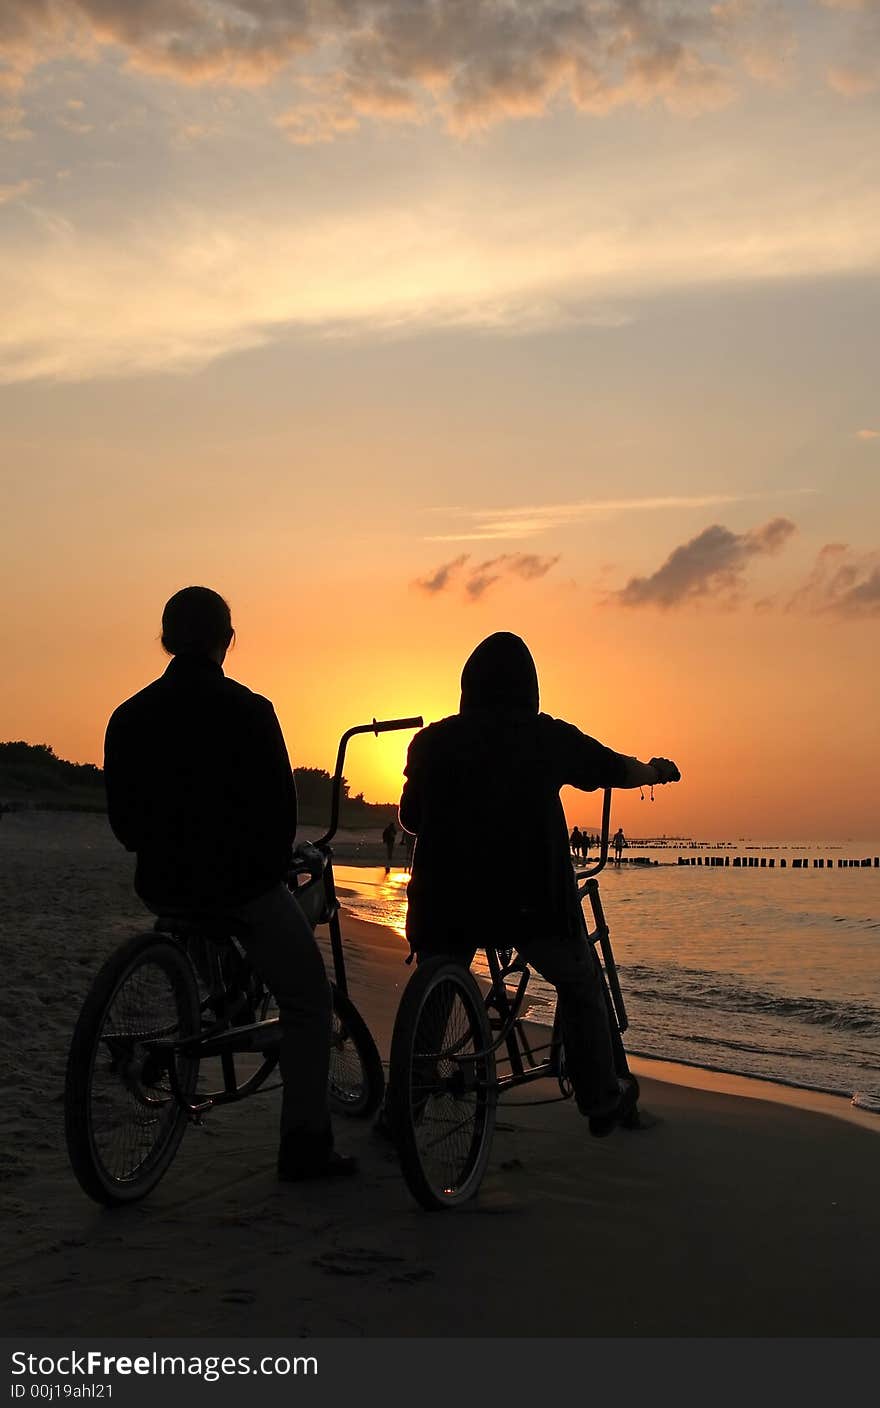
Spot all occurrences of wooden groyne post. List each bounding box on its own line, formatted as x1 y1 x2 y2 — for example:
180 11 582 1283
679 855 878 869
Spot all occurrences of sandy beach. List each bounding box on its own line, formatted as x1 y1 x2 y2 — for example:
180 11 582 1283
1 810 878 1337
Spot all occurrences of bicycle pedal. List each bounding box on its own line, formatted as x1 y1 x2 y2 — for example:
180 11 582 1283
187 1099 213 1124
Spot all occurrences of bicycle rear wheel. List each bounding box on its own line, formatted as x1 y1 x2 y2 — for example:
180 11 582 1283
389 958 497 1211
65 932 201 1205
329 985 384 1117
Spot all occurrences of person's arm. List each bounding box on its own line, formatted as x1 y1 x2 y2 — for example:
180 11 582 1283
103 708 139 851
615 755 680 789
550 718 680 791
251 698 298 848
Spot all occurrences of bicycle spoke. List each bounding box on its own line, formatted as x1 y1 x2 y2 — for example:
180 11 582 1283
410 984 490 1195
88 956 195 1187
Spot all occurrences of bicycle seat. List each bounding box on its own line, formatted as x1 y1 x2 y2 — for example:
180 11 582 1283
153 913 248 942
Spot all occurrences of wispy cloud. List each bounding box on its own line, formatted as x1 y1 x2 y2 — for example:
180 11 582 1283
613 517 797 608
428 494 789 543
0 177 35 205
8 154 879 385
415 552 560 602
855 428 880 440
823 0 880 96
786 542 880 617
415 555 470 595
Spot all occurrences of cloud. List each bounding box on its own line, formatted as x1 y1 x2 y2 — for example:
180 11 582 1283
428 493 760 542
0 1 798 138
855 428 880 440
827 62 880 93
822 0 880 95
415 551 560 601
415 554 469 594
4 132 880 384
613 516 797 608
0 102 29 141
466 552 561 599
786 542 880 617
0 177 35 204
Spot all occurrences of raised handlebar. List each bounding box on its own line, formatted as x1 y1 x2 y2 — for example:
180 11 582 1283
315 716 424 847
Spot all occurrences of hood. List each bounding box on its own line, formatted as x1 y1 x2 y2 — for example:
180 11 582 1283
459 632 540 714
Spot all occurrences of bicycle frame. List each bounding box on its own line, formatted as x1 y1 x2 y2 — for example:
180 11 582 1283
317 716 422 996
429 787 630 1097
147 714 423 1119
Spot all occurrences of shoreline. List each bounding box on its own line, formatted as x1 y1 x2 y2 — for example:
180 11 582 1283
2 894 879 1336
625 1049 880 1133
342 906 880 1135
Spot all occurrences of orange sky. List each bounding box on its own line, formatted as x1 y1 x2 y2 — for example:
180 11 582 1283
2 1 879 840
5 546 878 839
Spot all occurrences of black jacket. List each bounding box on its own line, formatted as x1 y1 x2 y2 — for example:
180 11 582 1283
399 633 628 951
104 654 297 909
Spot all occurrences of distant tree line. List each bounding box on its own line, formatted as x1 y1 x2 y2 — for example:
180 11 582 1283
0 742 103 803
291 766 397 827
0 742 397 826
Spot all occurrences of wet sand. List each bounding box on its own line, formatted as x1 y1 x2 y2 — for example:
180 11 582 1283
1 810 878 1336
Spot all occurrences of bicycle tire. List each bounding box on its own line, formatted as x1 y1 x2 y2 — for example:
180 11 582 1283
329 984 384 1118
389 957 497 1211
65 932 201 1206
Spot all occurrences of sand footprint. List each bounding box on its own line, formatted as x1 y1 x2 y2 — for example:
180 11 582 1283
310 1247 405 1277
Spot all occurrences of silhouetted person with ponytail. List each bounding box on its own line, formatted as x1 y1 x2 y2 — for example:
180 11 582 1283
103 586 355 1182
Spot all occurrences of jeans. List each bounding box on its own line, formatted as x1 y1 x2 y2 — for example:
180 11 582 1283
417 917 622 1118
233 884 333 1145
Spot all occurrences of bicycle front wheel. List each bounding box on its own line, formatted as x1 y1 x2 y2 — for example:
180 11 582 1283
329 984 384 1118
65 932 201 1205
389 958 497 1211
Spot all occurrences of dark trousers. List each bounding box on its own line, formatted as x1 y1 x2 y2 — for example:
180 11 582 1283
233 884 333 1145
417 919 622 1118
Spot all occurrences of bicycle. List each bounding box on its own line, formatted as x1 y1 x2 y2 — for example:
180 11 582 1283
388 788 638 1210
64 715 422 1206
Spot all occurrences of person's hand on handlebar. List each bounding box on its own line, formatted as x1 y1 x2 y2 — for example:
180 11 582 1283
648 757 681 784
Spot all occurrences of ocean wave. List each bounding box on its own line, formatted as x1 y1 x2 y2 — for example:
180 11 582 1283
620 963 880 1037
669 1030 828 1061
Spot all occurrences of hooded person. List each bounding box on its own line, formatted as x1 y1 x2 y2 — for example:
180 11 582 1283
397 631 680 1133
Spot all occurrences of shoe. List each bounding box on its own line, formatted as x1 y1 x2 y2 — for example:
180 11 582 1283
587 1077 639 1138
278 1148 359 1182
277 1126 358 1181
370 1103 395 1144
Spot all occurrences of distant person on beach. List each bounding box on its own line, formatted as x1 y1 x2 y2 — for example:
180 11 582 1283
103 586 354 1184
580 830 591 862
613 828 626 863
382 819 397 867
400 827 415 871
569 826 582 858
397 632 680 1135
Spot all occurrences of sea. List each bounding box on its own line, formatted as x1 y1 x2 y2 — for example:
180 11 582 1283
335 839 880 1111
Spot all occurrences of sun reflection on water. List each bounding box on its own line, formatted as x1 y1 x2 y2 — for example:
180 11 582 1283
333 862 555 1014
335 864 411 938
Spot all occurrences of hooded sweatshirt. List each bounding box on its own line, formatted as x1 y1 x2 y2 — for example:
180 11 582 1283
399 632 628 952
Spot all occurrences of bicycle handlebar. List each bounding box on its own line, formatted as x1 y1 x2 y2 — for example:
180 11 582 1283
371 716 424 735
315 715 424 847
575 788 613 885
